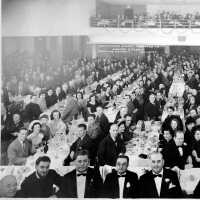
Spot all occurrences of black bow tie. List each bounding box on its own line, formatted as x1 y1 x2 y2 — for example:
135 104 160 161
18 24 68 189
77 173 87 177
153 173 162 178
117 173 126 178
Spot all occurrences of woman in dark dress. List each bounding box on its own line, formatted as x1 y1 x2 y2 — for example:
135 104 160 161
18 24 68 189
159 127 174 151
191 125 200 167
87 95 99 113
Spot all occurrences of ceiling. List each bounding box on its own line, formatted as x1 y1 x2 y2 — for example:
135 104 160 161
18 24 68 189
99 0 200 5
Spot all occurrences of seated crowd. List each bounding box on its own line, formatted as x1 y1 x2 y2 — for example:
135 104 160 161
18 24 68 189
1 152 200 198
91 10 200 28
1 51 200 197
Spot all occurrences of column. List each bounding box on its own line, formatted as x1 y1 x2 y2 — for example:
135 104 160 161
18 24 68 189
92 44 96 59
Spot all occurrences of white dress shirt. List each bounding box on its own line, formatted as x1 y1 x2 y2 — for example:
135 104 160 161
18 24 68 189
153 170 163 196
76 173 86 198
118 175 125 198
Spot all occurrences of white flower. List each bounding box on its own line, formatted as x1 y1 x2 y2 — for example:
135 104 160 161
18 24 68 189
165 178 170 183
126 182 131 188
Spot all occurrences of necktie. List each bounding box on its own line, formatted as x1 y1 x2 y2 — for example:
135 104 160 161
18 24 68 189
153 174 162 178
22 142 25 152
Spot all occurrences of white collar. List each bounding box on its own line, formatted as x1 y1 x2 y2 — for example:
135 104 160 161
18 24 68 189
153 169 163 176
18 138 24 144
35 171 41 179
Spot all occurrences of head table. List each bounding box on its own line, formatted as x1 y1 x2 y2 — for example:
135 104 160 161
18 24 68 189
0 164 200 195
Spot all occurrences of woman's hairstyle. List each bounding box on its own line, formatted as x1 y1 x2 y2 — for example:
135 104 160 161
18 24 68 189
31 122 41 132
162 127 174 137
76 92 83 99
118 121 126 127
169 115 184 131
78 123 87 130
89 94 96 101
50 109 61 120
192 125 200 135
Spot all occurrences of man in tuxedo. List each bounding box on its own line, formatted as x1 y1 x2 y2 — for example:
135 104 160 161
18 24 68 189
64 124 95 165
97 124 126 166
139 151 183 198
7 128 33 165
162 131 192 170
103 154 139 198
58 150 103 198
193 179 200 198
95 106 110 137
18 156 61 197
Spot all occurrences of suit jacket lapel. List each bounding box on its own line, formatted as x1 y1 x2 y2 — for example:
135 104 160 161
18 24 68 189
111 171 120 198
150 172 159 197
84 168 93 198
71 170 78 197
115 174 120 198
16 139 24 155
160 170 170 197
123 175 129 197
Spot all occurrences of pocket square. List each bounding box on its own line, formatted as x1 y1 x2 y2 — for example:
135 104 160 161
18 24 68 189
169 182 176 189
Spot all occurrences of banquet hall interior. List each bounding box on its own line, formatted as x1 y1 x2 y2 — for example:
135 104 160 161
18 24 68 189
1 0 200 198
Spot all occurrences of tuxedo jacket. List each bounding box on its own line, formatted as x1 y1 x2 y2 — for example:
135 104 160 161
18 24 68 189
162 140 190 169
193 180 200 198
7 138 32 165
103 169 139 198
57 168 103 198
139 168 183 198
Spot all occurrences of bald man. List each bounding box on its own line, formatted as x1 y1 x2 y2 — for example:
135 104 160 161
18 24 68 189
139 151 183 198
0 175 18 197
